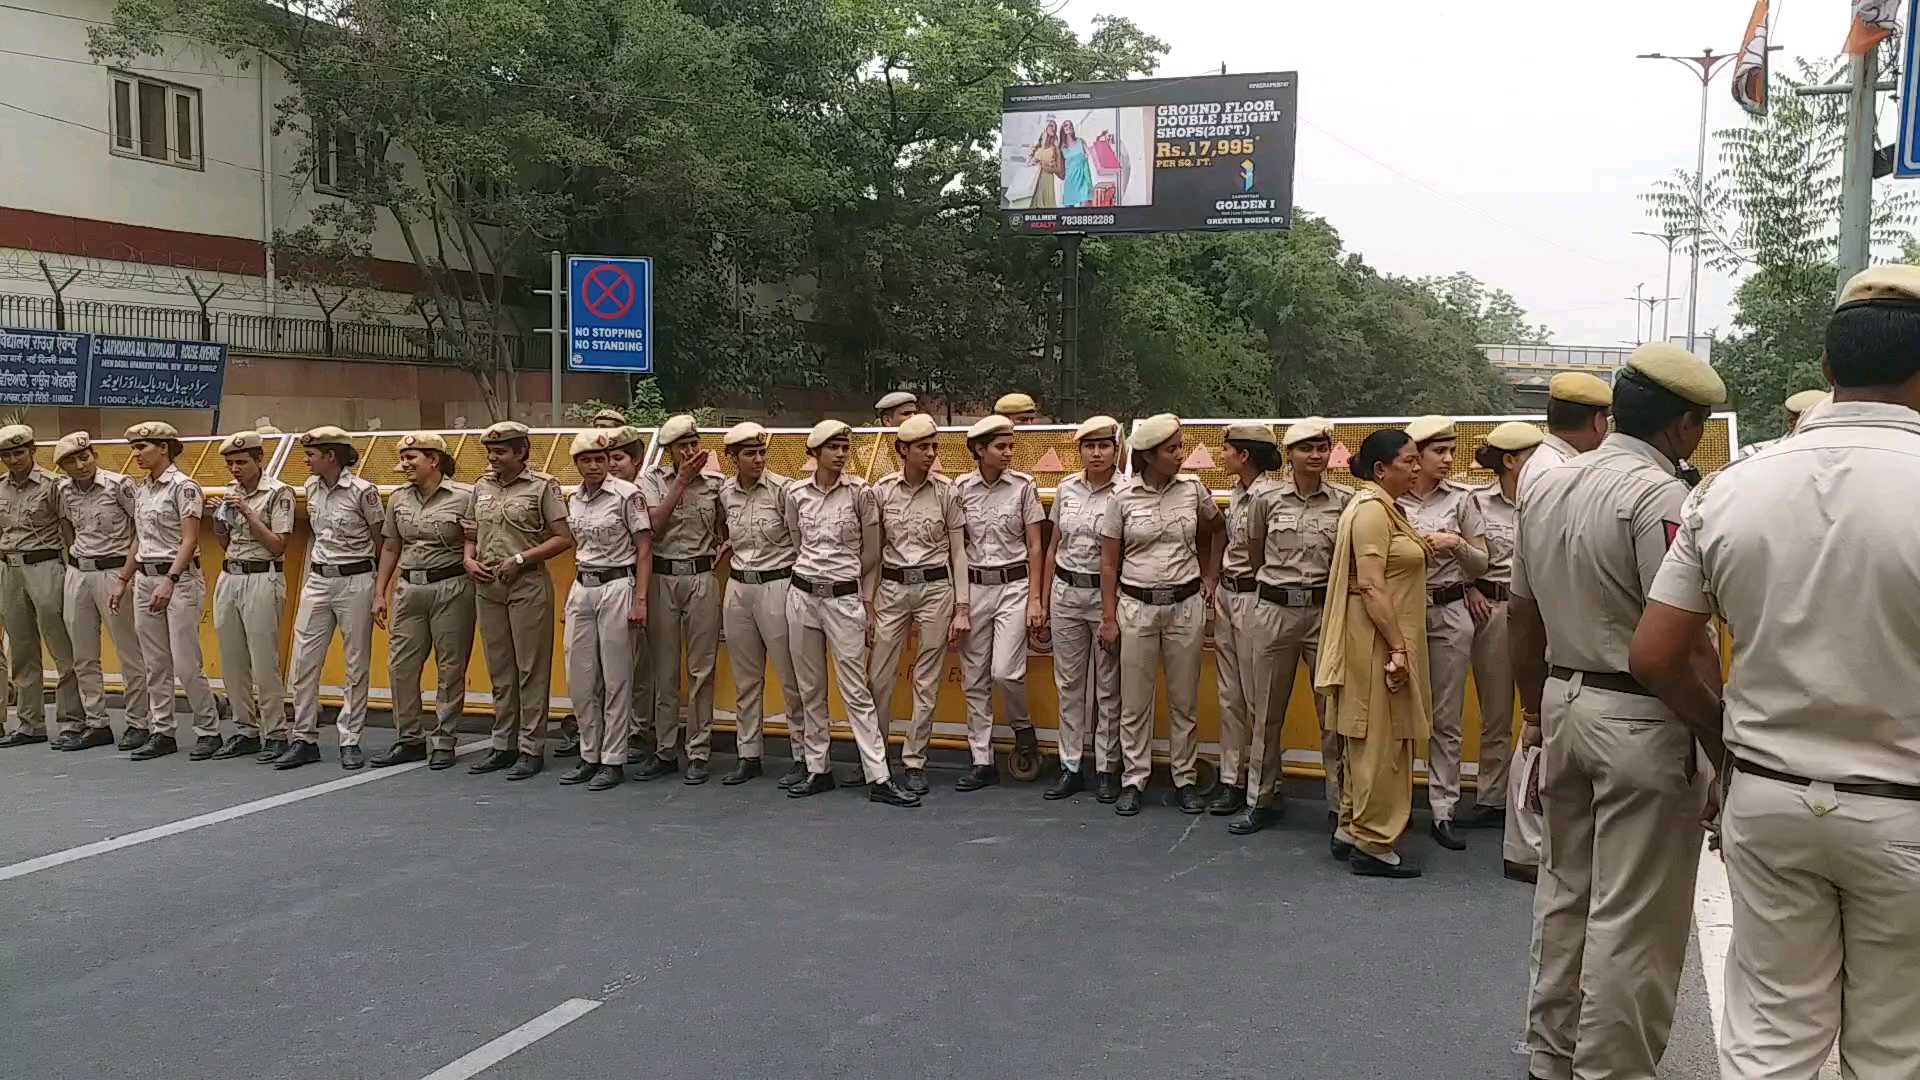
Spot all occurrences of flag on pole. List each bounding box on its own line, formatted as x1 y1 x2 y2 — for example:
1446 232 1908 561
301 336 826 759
1733 0 1771 116
1845 0 1899 54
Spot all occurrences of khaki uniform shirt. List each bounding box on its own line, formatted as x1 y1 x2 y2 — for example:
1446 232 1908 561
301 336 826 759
1517 432 1576 503
639 466 721 561
1221 475 1283 578
1249 477 1353 588
1512 433 1685 674
1651 402 1920 785
56 469 138 560
719 472 797 572
1099 473 1220 589
1735 436 1781 461
132 465 203 564
385 481 474 570
305 470 384 563
215 478 295 563
872 471 966 580
1399 478 1487 588
954 469 1042 568
1051 470 1118 575
784 473 876 582
568 477 649 568
1471 482 1519 585
470 467 567 565
0 466 64 552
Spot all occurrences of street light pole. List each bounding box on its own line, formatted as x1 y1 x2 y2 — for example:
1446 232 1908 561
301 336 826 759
1638 48 1737 354
1626 282 1647 345
1634 228 1685 342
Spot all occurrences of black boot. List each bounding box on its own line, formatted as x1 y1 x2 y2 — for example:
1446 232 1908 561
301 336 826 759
588 764 624 791
129 733 177 760
1175 785 1206 814
1114 784 1143 816
118 727 151 752
211 734 261 760
683 759 710 785
1206 784 1246 816
720 757 762 786
553 720 581 758
903 767 929 795
787 771 836 798
255 738 288 763
1095 771 1120 804
369 742 427 768
504 753 544 780
1227 805 1275 835
868 780 921 807
1043 767 1085 800
1429 820 1466 851
954 764 1000 791
776 761 809 789
272 740 320 770
633 755 679 781
558 760 598 785
187 735 222 761
468 748 518 773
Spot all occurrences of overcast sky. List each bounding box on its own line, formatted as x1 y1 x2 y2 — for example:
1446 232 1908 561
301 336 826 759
1068 0 1885 347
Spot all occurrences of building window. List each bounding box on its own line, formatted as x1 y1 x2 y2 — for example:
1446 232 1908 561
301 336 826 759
314 126 376 195
110 72 200 168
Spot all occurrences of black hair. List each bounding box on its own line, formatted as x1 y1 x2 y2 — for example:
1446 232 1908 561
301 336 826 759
1226 438 1283 472
157 439 185 460
1613 370 1708 440
319 443 360 469
1825 302 1920 387
495 436 532 461
1353 429 1413 483
967 432 1011 461
1546 398 1607 432
1474 443 1514 474
433 450 458 479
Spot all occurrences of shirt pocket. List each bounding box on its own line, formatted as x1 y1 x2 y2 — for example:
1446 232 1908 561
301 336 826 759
506 493 546 534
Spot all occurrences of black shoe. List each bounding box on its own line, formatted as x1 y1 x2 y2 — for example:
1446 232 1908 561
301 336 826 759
1206 784 1246 816
1330 834 1355 861
428 748 457 770
1114 785 1143 816
62 727 116 751
627 737 655 763
1504 860 1539 885
1227 805 1275 836
868 780 921 807
903 767 929 795
1429 820 1466 851
186 735 222 760
1043 767 1085 800
787 771 836 798
553 729 581 758
1350 849 1422 879
504 753 543 780
1013 727 1039 754
255 738 288 763
776 761 809 789
588 764 624 791
369 742 427 768
559 760 598 785
1175 785 1206 814
50 732 85 751
1458 804 1507 829
721 757 762 786
118 727 151 752
272 740 320 769
1095 771 1120 803
468 748 518 774
633 755 678 781
954 764 1000 792
339 745 366 770
0 731 47 748
684 760 710 785
130 733 178 760
210 734 261 760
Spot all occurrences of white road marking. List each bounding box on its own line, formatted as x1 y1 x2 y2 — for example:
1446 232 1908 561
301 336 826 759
0 739 489 883
418 998 601 1080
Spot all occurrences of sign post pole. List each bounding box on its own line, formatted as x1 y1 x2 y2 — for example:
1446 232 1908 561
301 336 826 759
548 250 564 425
1895 0 1920 180
1059 233 1082 419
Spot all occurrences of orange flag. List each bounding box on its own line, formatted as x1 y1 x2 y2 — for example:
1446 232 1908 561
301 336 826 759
1845 0 1898 55
1733 0 1770 116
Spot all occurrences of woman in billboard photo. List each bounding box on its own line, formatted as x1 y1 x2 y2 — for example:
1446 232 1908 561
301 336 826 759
1060 120 1091 207
1026 120 1061 208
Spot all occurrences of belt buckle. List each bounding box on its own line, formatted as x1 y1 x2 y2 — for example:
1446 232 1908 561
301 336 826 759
3 553 20 566
986 570 1006 586
582 572 603 587
77 557 96 572
1150 587 1174 605
810 580 830 598
672 558 696 575
1287 588 1309 607
902 567 926 585
739 570 760 585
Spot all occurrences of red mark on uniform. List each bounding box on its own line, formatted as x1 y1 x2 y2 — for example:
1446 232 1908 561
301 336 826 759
1663 520 1681 547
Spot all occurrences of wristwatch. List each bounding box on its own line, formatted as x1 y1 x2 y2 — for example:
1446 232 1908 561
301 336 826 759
167 571 182 583
512 552 526 568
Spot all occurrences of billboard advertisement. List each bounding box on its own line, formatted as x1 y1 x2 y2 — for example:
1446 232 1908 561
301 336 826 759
999 71 1297 235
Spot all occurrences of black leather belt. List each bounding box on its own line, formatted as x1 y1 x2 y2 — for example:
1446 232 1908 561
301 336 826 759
1474 580 1511 601
1257 583 1327 608
137 560 183 577
1734 757 1920 802
1429 582 1470 605
1120 579 1202 605
575 564 634 587
1219 575 1261 594
968 562 1027 586
400 563 465 585
653 554 716 576
883 564 949 585
1054 568 1100 589
730 566 793 585
223 559 284 575
1549 665 1654 698
67 555 128 572
791 573 860 599
2 548 62 566
310 560 374 578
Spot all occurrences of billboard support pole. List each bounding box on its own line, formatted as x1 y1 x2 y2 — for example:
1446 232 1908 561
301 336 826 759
1059 233 1082 418
548 250 564 425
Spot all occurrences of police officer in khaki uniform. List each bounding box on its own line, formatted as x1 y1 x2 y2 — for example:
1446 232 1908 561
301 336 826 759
370 433 475 770
1517 373 1611 500
1510 342 1725 1080
277 426 384 771
209 430 295 761
1397 415 1489 850
51 432 148 750
717 422 803 786
783 420 919 807
1042 416 1122 801
605 425 655 763
875 391 920 428
1735 387 1828 459
465 421 574 780
637 414 723 784
1634 265 1920 1080
559 408 633 757
124 422 220 760
869 413 968 795
0 425 82 748
993 392 1039 424
560 428 650 791
1208 422 1284 818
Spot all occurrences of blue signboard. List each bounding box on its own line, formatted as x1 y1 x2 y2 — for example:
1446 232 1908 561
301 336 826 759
0 328 89 405
1901 0 1920 179
567 254 653 373
0 326 226 410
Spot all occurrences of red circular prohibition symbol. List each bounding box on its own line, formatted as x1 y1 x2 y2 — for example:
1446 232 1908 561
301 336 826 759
579 264 636 320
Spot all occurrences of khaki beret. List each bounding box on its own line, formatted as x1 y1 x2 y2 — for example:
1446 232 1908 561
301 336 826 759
300 425 354 449
606 425 646 451
1128 413 1180 452
806 419 852 450
1074 415 1121 442
570 429 621 457
1835 263 1920 308
1627 342 1728 406
1549 372 1613 407
723 421 769 448
125 421 179 442
0 424 35 451
657 414 699 446
896 414 940 443
1485 421 1544 452
1784 389 1828 414
217 430 264 456
589 408 628 428
1406 415 1455 444
52 431 92 463
1223 422 1277 447
480 420 531 444
395 432 450 455
1282 417 1334 447
255 424 283 436
874 391 917 412
966 414 1015 441
993 392 1037 417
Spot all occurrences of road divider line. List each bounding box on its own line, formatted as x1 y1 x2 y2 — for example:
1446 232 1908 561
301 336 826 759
418 998 602 1080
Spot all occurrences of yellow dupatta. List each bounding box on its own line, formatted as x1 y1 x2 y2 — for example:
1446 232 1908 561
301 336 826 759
1313 482 1430 695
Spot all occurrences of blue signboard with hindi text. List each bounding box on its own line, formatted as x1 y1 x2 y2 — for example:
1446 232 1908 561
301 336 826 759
567 255 653 373
0 326 226 410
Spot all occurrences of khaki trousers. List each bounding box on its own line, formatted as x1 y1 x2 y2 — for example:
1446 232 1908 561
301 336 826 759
212 571 286 739
1423 598 1474 822
2 558 82 737
1504 746 1545 867
1117 591 1204 791
564 576 638 766
724 577 801 761
1719 773 1920 1080
1336 730 1414 857
132 570 218 738
288 571 375 746
1469 598 1515 810
1050 579 1117 774
869 577 952 770
649 570 719 763
477 570 553 753
958 578 1033 766
785 588 888 782
1212 589 1253 787
1527 677 1701 1080
628 622 653 753
1241 597 1323 809
388 574 475 750
63 566 148 732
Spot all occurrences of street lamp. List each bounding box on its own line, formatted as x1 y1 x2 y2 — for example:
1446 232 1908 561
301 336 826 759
1633 228 1686 342
1637 48 1737 355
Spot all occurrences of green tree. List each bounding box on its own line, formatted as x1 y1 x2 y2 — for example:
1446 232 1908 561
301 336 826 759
1415 271 1552 344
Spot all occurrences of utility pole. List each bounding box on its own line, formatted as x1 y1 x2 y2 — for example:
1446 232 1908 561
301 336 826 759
1633 228 1686 342
1637 48 1737 354
533 251 565 425
1837 47 1880 290
1626 283 1648 345
1058 234 1083 419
